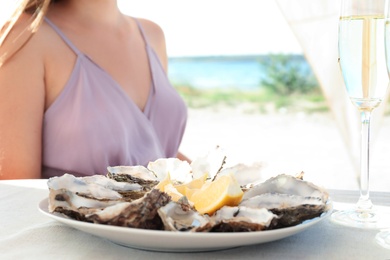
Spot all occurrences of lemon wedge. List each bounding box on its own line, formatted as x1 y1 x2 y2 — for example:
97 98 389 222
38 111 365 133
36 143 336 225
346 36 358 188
183 186 199 200
155 173 171 192
190 174 244 215
174 173 208 195
163 183 183 202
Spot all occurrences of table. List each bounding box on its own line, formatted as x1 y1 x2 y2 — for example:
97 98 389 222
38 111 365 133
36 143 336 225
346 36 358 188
1 180 390 259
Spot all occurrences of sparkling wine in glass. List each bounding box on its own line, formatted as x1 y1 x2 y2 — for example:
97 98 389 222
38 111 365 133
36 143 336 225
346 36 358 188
331 0 390 229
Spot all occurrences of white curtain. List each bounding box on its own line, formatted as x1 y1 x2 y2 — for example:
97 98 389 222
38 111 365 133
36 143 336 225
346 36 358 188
276 0 389 181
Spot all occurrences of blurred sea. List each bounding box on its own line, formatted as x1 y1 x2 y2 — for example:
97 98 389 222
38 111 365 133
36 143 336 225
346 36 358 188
168 55 313 90
168 56 265 90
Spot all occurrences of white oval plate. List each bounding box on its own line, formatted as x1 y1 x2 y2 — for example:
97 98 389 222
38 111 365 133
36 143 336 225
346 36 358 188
38 198 332 252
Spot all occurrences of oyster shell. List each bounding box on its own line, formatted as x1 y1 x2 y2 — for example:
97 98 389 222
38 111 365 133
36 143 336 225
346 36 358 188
242 173 328 202
190 146 226 180
148 158 193 184
48 173 171 229
48 173 142 218
157 197 212 232
240 173 329 228
210 206 277 232
107 165 159 198
218 163 264 189
87 189 170 230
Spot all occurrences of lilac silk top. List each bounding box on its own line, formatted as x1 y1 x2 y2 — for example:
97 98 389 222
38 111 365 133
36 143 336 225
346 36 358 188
42 18 187 178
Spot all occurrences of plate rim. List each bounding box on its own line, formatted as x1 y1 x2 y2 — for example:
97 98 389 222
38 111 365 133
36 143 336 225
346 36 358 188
38 198 332 252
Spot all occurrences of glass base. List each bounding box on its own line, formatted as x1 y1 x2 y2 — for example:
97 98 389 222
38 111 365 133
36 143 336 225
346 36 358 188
331 208 390 229
376 230 390 250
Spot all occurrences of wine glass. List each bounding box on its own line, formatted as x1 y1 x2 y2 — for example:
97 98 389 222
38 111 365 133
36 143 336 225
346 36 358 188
331 0 390 229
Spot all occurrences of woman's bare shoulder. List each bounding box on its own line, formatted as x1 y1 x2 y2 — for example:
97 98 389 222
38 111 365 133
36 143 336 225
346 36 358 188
131 17 168 69
135 18 165 39
1 13 54 64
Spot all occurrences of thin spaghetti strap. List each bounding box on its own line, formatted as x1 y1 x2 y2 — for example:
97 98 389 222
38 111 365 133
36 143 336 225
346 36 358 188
44 17 81 55
133 18 149 46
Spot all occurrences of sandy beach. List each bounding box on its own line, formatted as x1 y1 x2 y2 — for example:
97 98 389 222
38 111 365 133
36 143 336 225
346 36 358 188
179 106 390 192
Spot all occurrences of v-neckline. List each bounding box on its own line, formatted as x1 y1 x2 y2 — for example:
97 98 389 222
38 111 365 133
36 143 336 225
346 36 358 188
81 52 154 116
44 16 155 116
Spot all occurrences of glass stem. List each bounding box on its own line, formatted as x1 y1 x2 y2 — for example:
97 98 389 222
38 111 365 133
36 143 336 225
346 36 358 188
357 110 373 211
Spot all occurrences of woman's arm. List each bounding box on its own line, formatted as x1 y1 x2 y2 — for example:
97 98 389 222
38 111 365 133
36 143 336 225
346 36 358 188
0 16 46 179
177 151 191 163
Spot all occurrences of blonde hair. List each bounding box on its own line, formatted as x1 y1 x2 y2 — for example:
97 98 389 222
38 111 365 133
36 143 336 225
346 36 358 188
0 0 53 66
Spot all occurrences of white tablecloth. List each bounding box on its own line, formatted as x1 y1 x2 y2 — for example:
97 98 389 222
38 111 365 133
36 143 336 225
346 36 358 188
1 180 389 259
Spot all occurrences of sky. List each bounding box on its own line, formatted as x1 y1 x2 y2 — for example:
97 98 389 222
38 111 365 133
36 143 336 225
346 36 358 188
117 0 303 57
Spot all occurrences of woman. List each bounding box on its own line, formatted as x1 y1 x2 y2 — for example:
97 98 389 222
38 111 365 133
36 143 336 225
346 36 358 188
0 0 188 179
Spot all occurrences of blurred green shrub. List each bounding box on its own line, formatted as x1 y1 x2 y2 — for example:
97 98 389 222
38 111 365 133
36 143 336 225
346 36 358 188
258 54 319 95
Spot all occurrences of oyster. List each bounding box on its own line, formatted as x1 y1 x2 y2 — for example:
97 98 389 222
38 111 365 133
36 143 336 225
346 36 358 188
218 163 264 189
242 173 328 202
190 146 226 180
240 173 329 228
157 197 212 232
210 206 278 232
48 173 171 229
48 173 143 219
148 158 193 184
87 189 170 230
107 165 159 198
